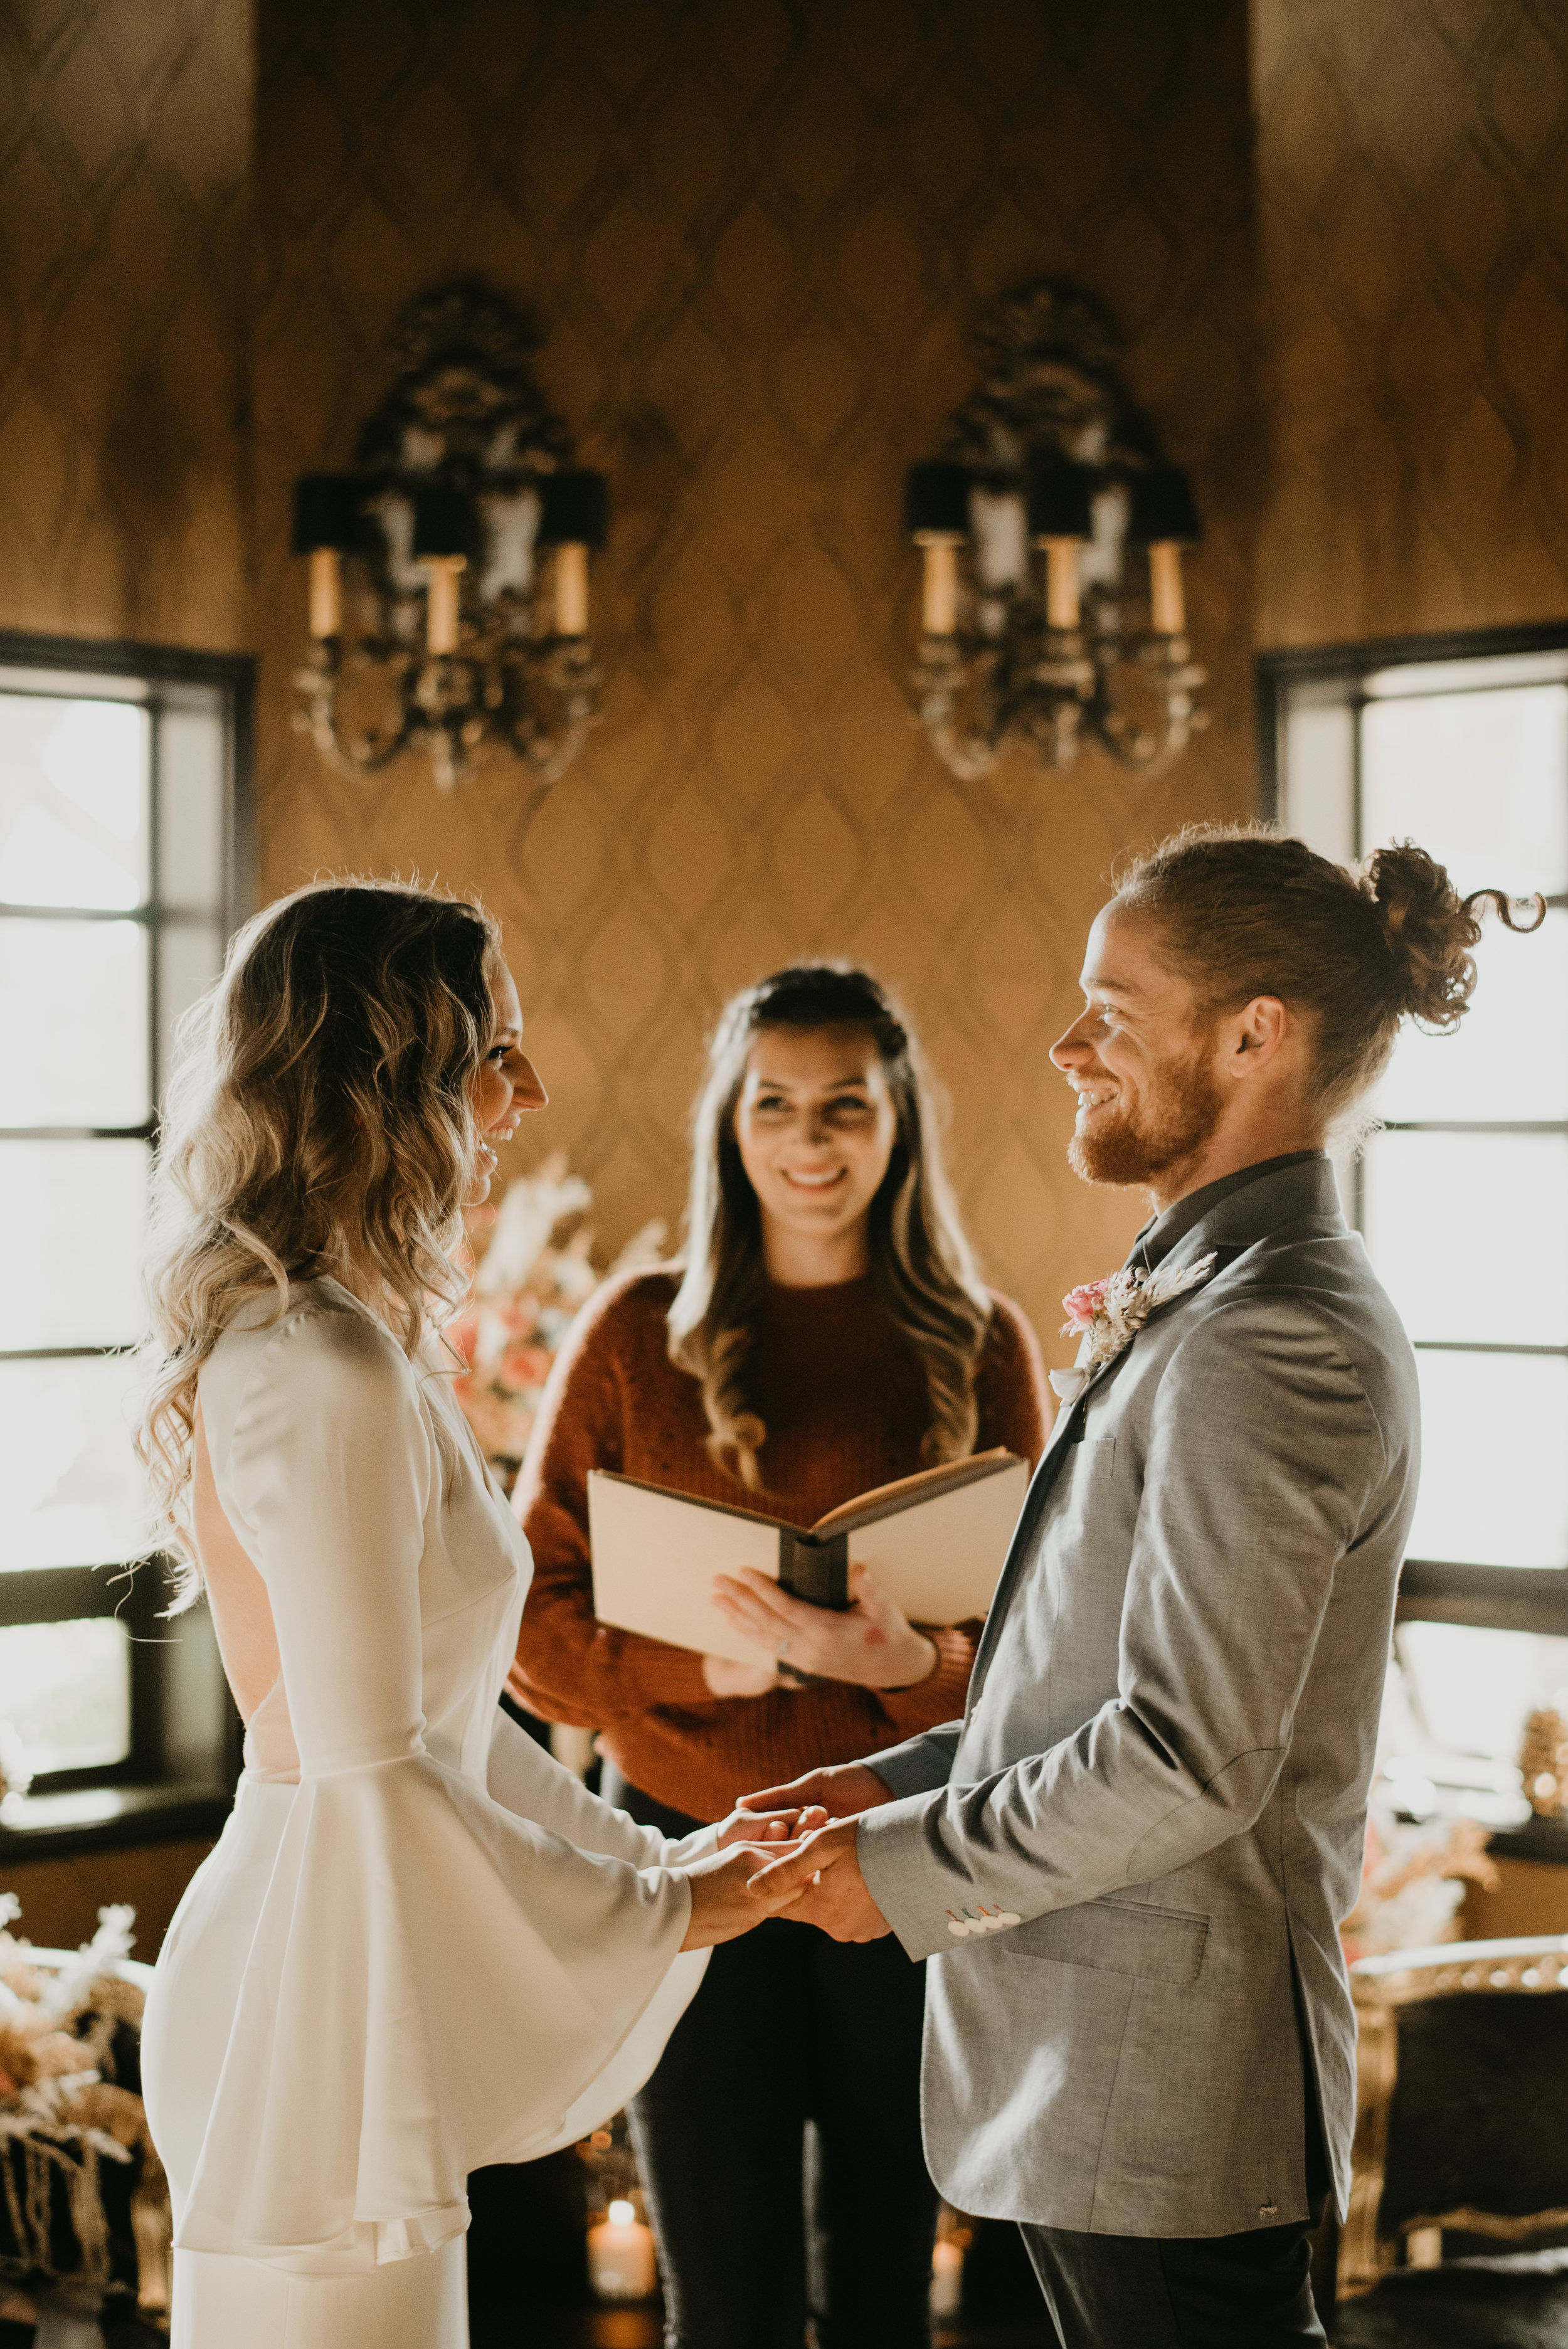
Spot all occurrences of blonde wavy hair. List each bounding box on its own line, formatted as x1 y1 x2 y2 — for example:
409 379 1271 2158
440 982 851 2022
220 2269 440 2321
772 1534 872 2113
667 963 993 1490
137 877 501 1600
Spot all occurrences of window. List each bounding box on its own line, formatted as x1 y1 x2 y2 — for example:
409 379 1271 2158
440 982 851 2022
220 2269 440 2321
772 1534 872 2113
1259 624 1568 1641
0 634 252 1850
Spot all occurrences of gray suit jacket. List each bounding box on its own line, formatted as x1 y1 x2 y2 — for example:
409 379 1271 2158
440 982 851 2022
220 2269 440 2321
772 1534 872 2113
857 1155 1419 2238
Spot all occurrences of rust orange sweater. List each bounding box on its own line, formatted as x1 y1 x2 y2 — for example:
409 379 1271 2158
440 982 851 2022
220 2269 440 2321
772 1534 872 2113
509 1268 1050 1821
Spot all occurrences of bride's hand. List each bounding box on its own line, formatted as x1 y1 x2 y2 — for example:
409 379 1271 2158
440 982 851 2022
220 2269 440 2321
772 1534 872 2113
679 1840 807 1949
713 1802 830 1848
709 1564 938 1689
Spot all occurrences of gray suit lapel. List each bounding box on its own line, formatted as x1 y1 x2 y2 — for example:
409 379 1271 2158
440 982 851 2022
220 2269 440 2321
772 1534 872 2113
966 1171 1337 1704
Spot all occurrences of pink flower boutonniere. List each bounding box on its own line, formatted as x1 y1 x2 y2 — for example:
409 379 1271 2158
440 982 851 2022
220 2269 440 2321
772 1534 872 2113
1049 1252 1219 1408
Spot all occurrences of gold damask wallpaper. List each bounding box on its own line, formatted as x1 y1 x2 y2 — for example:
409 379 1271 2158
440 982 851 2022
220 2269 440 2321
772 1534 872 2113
250 0 1258 1344
0 0 253 649
1253 0 1568 645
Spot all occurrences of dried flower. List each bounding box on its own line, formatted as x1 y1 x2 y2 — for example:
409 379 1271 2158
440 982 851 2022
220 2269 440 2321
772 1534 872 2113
1049 1253 1219 1409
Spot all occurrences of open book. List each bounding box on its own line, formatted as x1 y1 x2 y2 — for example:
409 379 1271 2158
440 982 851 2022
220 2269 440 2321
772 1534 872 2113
588 1448 1029 1670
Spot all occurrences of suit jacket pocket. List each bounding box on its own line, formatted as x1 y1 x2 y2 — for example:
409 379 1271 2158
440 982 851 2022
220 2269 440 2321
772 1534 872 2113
1005 1897 1208 1987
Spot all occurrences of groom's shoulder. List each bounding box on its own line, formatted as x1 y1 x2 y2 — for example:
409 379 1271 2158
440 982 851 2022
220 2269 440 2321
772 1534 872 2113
1177 1220 1416 1422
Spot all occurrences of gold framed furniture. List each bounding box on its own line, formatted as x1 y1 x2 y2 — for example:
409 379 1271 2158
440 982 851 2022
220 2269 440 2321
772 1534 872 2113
1343 1933 1568 2301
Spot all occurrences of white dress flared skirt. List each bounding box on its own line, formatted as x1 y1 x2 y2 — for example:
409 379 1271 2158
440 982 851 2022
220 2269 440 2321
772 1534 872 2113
141 1281 712 2347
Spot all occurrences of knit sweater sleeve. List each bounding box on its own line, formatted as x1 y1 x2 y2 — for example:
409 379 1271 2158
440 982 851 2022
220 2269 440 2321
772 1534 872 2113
508 1275 712 1724
869 1290 1051 1737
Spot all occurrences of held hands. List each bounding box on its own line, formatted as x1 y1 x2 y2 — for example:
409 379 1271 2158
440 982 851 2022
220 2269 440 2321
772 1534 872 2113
707 1564 938 1692
732 1761 898 1943
746 1817 893 1943
679 1828 811 1949
679 1803 832 1950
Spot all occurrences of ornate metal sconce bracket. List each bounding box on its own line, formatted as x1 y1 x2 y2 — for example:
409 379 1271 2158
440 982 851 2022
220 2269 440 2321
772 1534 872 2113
290 280 608 793
906 280 1209 782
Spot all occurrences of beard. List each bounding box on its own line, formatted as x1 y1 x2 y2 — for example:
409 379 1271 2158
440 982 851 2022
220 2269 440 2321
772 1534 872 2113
1067 1037 1226 1189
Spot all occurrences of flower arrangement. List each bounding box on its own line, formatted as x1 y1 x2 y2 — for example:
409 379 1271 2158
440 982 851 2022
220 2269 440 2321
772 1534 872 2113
1340 1815 1500 1963
448 1153 668 1491
0 1899 169 2322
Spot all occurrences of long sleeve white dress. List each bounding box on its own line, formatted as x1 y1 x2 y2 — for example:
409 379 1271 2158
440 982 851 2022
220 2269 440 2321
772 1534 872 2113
141 1277 713 2349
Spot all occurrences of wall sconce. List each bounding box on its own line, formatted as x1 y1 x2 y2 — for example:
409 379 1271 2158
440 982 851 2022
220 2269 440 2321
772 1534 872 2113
906 281 1208 781
291 280 608 793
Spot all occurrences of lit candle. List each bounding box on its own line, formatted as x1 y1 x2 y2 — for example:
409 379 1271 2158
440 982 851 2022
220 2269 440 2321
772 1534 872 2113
425 555 465 655
1043 538 1081 631
920 540 959 635
1148 541 1185 635
586 2200 657 2301
308 546 342 639
555 543 590 636
930 2236 965 2320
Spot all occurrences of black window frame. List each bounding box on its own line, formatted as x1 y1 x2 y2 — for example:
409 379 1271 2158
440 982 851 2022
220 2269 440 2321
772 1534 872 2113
0 630 254 1858
1258 619 1568 1641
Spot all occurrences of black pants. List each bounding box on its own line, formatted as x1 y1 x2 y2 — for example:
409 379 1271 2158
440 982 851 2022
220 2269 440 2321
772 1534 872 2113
607 1768 937 2349
1020 2087 1333 2348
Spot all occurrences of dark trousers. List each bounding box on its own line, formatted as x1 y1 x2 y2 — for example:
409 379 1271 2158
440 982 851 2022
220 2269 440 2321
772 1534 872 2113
1020 2084 1333 2348
606 1768 938 2349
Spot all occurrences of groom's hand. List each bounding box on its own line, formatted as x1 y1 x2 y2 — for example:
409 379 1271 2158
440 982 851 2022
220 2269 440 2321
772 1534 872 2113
747 1817 891 1944
713 1803 829 1848
736 1761 894 1823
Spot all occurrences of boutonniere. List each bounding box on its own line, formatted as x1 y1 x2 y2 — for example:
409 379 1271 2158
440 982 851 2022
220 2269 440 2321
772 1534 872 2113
1048 1251 1219 1408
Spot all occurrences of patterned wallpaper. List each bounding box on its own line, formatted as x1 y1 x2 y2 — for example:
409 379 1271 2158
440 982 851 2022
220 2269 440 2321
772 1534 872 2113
250 0 1258 1352
0 0 253 649
1253 0 1568 646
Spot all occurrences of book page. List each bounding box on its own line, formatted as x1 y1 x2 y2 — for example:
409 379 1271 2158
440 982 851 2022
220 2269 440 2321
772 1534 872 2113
810 1446 1022 1537
588 1472 786 1668
842 1458 1029 1624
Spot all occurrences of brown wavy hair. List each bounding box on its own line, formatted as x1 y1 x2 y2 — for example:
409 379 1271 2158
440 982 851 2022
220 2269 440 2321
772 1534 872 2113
667 963 993 1489
137 878 502 1599
1113 822 1545 1126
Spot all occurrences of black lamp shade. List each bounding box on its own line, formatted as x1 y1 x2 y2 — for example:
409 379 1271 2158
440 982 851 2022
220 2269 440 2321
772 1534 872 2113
905 461 970 539
1026 460 1096 542
291 474 364 556
538 469 609 549
411 486 480 561
1126 467 1202 546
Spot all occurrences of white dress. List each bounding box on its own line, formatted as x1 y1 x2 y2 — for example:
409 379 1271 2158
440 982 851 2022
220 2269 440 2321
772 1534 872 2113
141 1278 712 2348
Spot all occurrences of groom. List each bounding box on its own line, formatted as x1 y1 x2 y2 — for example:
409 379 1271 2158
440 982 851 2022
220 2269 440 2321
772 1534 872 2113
744 827 1453 2345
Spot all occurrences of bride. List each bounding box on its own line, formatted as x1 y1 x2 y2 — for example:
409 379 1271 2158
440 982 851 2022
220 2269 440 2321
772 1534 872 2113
136 879 810 2348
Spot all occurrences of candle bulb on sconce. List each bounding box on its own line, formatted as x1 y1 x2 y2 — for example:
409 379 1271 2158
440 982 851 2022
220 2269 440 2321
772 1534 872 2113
291 474 363 640
901 279 1208 780
1027 462 1094 634
905 461 970 639
289 278 612 793
539 469 608 640
1127 468 1203 639
424 556 465 655
554 544 588 636
308 549 342 640
1147 543 1186 635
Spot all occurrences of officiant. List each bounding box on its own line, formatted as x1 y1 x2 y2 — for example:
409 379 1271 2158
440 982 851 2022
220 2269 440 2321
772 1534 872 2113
509 961 1049 2349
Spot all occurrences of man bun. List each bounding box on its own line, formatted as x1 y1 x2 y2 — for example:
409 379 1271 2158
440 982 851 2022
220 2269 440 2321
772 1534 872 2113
1365 841 1483 1034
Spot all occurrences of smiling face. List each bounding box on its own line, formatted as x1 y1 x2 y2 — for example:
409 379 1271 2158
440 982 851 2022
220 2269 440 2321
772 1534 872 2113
732 1026 899 1284
467 959 547 1204
1049 902 1229 1199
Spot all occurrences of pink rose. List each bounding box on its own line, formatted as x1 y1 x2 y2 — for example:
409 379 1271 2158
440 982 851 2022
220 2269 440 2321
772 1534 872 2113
1060 1277 1111 1334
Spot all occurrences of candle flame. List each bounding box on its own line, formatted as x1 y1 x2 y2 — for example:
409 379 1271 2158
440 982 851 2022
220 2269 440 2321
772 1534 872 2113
608 2199 635 2227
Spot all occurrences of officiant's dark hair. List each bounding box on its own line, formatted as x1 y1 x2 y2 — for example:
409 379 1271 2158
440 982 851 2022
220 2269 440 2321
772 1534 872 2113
668 963 992 1489
1115 822 1543 1125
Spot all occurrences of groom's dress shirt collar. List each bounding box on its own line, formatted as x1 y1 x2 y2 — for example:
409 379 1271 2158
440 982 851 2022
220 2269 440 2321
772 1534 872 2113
1126 1148 1331 1275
